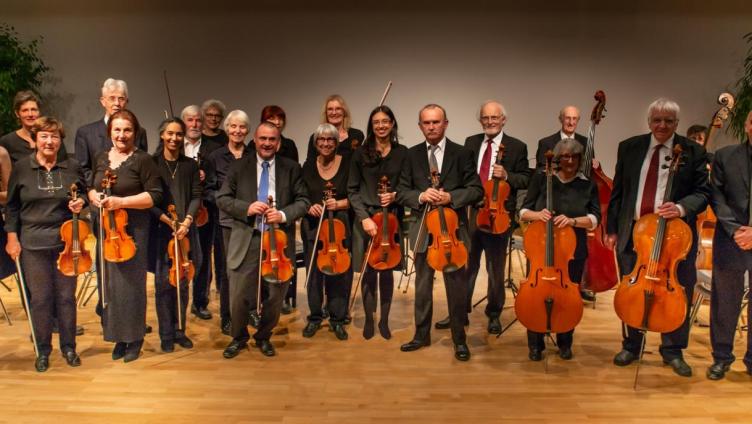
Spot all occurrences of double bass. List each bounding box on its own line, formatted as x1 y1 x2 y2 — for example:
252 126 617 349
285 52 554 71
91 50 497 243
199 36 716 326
316 182 350 275
476 144 511 234
100 170 137 263
260 195 294 284
515 151 583 334
367 176 401 270
57 184 93 276
613 144 690 334
581 90 619 293
425 170 467 273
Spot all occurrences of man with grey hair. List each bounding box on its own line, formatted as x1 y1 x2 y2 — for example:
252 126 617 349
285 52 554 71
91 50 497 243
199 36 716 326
201 99 228 145
606 98 710 377
535 106 587 171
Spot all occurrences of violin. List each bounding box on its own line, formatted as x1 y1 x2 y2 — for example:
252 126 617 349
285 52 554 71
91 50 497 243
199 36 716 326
260 195 294 284
316 181 351 275
581 90 619 293
194 152 209 227
425 170 467 273
167 204 195 287
101 170 137 262
57 183 93 276
476 143 511 234
367 176 401 270
613 144 690 333
514 151 583 334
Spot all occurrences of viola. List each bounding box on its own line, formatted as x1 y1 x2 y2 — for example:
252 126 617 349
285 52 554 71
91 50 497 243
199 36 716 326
57 183 93 276
260 195 294 284
476 143 511 234
194 152 209 227
316 181 350 275
613 144 690 333
581 90 618 293
367 176 401 270
425 170 467 273
167 204 195 287
101 170 137 263
515 151 583 334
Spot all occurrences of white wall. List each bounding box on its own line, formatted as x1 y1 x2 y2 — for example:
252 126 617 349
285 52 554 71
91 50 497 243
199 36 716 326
3 0 751 175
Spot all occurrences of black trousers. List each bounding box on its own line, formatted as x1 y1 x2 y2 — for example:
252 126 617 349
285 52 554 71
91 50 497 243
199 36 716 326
21 248 77 356
154 248 189 342
218 226 231 322
413 252 467 344
306 266 350 324
466 228 510 317
361 268 394 324
618 236 697 361
710 263 752 368
193 212 215 309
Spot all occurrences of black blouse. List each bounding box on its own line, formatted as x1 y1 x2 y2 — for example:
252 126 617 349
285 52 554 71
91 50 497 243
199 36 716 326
151 154 201 221
0 131 69 163
5 155 87 250
305 128 364 165
206 145 251 228
348 143 408 222
91 148 163 206
301 156 351 242
203 130 229 146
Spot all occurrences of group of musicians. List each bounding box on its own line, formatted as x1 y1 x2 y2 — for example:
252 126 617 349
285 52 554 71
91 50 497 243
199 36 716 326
2 78 751 383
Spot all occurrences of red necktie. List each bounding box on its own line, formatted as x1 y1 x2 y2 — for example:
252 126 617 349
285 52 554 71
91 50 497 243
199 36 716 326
478 139 494 181
639 145 662 217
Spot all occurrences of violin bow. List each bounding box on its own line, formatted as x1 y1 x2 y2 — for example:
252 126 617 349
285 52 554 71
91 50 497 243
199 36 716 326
303 201 327 289
350 237 375 313
378 81 393 106
98 184 108 309
163 70 175 118
171 208 183 331
14 255 40 358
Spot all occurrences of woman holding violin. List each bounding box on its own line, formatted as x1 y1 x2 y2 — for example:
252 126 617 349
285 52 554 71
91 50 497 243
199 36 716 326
88 109 163 363
150 117 202 353
301 123 352 340
5 116 87 372
519 138 600 361
304 95 364 164
348 106 407 340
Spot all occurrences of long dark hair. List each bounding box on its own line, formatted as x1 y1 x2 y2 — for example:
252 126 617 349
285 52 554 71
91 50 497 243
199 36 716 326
363 105 398 166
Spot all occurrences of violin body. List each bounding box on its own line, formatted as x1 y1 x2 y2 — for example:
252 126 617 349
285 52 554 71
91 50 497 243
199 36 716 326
425 206 467 273
695 206 715 270
316 216 351 276
613 214 690 333
57 217 93 276
582 164 619 292
476 178 511 234
367 210 401 271
515 221 583 333
168 236 195 287
195 203 209 227
261 226 294 284
102 208 137 263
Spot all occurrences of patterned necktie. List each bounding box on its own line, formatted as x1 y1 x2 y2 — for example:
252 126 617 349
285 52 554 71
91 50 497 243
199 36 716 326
478 139 494 181
639 145 662 217
429 144 439 173
257 161 270 228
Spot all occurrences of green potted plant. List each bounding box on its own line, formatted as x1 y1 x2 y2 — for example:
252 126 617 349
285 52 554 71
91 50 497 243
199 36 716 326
729 32 752 142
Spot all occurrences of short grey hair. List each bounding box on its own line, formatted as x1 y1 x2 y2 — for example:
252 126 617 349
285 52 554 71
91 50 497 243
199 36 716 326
180 104 201 121
478 100 507 120
101 78 128 97
314 123 338 141
224 109 251 132
201 99 226 117
418 103 448 122
553 138 584 159
647 98 680 122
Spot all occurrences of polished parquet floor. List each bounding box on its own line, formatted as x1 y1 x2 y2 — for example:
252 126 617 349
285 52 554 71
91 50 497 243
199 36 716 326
0 249 751 424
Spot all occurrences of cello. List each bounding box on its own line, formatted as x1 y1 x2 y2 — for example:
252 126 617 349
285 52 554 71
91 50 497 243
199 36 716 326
260 195 294 284
367 176 402 270
476 144 511 234
316 181 350 275
514 151 583 334
167 204 194 330
613 144 690 334
57 183 93 276
581 90 619 293
100 170 137 263
425 170 467 273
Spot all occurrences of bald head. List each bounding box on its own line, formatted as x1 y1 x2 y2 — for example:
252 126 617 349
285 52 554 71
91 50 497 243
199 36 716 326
559 106 580 137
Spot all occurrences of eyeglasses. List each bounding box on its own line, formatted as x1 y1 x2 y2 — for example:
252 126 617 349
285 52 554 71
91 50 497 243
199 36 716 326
371 119 392 127
558 154 581 162
480 115 503 123
650 118 677 126
204 113 223 119
316 137 337 143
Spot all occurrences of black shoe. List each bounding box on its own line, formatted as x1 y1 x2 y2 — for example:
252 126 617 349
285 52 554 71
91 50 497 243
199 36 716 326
454 343 471 361
191 305 212 320
35 355 49 372
75 325 85 336
62 350 81 367
363 316 375 340
663 357 692 377
281 300 293 315
487 317 502 335
529 349 543 361
161 340 175 353
249 311 260 329
123 340 143 363
613 350 638 366
223 340 248 359
435 316 451 330
221 319 231 336
257 339 276 357
175 334 194 349
580 289 596 302
559 347 573 360
112 342 127 360
706 361 731 380
331 323 348 341
302 321 321 338
400 339 430 352
378 320 391 340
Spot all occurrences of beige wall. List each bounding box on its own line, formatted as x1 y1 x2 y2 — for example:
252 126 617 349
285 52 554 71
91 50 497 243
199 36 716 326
3 0 751 175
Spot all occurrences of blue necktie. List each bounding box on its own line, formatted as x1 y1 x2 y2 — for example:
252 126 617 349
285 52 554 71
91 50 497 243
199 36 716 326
257 161 270 229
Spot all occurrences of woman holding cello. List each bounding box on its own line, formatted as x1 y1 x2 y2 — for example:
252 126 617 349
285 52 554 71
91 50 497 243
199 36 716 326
88 109 163 363
150 117 202 353
301 123 352 340
5 116 87 371
348 106 407 340
519 138 600 361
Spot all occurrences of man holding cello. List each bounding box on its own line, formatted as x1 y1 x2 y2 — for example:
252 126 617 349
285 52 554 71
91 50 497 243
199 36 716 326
606 98 710 377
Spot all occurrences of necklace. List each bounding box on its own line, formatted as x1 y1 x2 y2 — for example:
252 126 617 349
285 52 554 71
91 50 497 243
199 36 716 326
318 157 336 171
165 159 179 179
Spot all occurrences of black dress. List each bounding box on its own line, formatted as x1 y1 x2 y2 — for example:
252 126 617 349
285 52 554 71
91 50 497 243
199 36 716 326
91 149 163 343
0 131 68 164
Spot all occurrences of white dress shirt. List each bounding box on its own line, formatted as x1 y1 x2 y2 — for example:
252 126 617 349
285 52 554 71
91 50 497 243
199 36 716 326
426 137 447 173
184 137 202 160
256 154 286 223
634 134 684 219
476 132 503 180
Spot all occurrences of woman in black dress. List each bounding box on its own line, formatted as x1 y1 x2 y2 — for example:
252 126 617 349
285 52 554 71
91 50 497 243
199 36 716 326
87 109 162 363
5 116 87 372
0 90 68 163
348 106 408 340
518 138 600 361
301 123 352 340
151 117 202 353
304 95 364 164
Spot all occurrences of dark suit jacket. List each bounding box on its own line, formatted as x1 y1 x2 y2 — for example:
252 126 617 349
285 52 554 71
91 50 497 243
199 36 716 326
606 133 710 255
464 133 531 215
216 154 309 270
74 119 148 183
535 132 587 170
396 139 484 252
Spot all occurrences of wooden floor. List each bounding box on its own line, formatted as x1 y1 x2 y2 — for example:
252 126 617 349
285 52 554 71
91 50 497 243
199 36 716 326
0 252 751 424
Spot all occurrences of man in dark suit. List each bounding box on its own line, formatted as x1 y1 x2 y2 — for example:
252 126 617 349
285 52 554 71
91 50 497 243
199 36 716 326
706 110 752 380
217 122 309 358
535 106 587 171
606 98 710 377
397 104 484 361
435 100 530 335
